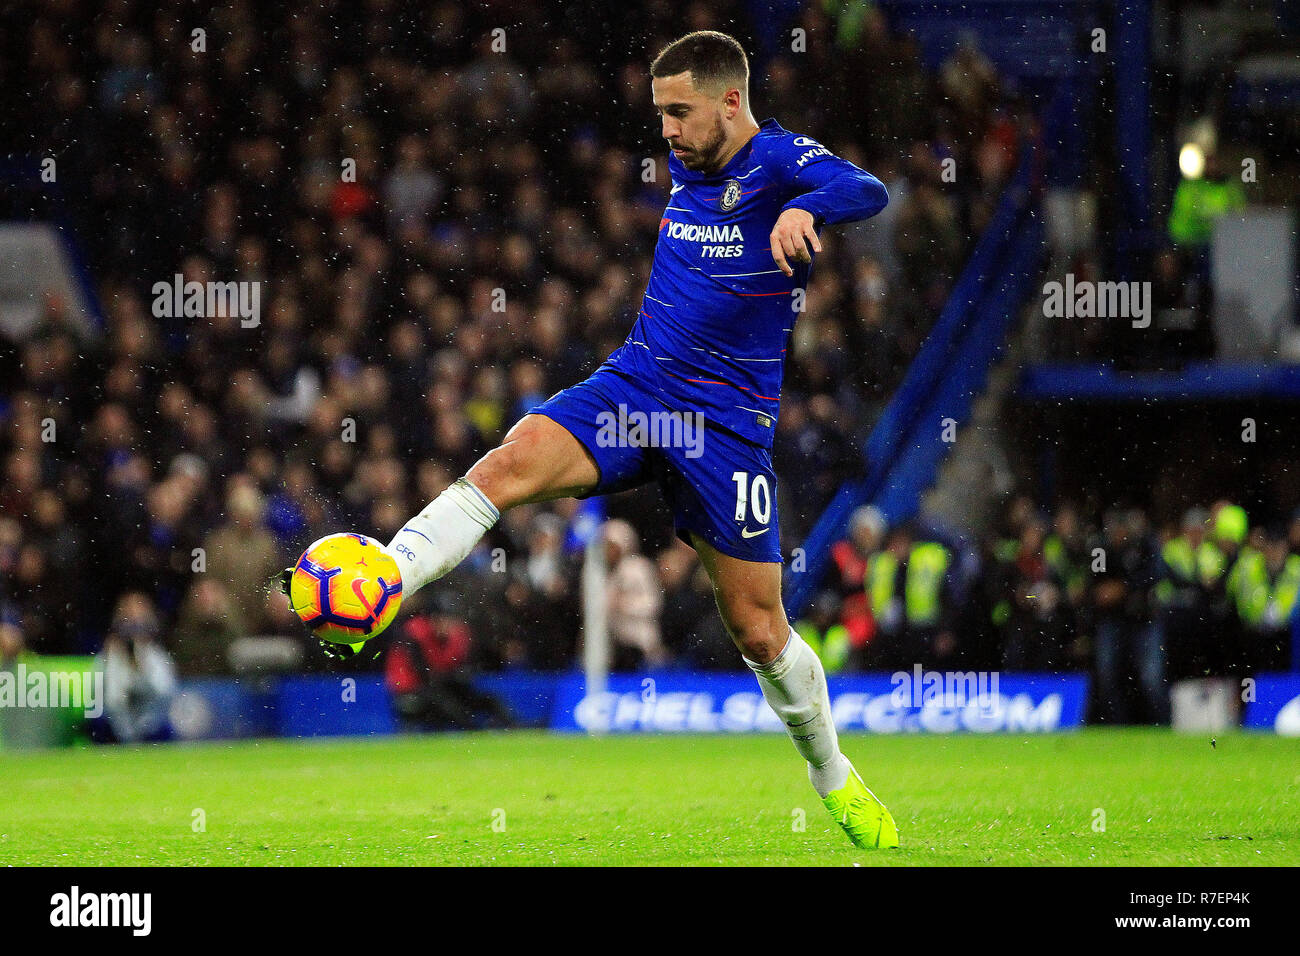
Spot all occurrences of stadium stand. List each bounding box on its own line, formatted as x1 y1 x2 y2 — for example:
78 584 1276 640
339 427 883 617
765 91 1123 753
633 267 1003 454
1 1 1014 666
1 0 1295 732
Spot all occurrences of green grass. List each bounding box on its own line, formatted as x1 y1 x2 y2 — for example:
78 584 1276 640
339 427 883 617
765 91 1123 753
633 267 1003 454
1 729 1296 865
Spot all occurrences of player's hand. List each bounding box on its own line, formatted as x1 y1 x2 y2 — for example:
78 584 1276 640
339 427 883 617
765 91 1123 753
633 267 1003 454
770 207 821 277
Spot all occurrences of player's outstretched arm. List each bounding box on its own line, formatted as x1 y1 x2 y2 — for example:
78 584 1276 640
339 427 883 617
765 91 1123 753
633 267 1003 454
780 159 889 229
765 133 889 276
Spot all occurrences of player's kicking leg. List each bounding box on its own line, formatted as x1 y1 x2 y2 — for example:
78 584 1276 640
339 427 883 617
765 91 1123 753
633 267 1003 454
692 535 900 850
385 413 599 594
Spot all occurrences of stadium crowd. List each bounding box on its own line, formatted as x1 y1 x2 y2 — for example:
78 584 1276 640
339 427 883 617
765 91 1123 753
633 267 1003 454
10 1 1293 730
23 2 1289 730
816 497 1299 724
2 0 1024 680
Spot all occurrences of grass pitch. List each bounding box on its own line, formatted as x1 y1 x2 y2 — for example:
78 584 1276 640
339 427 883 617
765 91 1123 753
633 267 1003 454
1 729 1296 866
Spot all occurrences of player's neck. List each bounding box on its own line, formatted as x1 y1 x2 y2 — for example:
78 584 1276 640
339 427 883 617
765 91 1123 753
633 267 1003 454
707 117 761 175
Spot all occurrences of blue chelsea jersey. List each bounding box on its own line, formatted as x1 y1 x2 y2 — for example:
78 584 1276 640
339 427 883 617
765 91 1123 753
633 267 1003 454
602 118 888 448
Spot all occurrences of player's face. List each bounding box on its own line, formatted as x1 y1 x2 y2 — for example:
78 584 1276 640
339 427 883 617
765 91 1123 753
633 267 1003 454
652 72 729 173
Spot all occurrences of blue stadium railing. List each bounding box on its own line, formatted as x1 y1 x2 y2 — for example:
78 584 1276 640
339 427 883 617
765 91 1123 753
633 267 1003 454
785 141 1046 617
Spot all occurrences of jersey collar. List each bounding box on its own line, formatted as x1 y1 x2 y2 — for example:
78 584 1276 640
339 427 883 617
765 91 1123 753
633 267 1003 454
671 118 784 183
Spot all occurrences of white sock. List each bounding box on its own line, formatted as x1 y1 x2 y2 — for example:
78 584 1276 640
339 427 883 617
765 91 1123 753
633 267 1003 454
745 628 852 798
386 478 500 594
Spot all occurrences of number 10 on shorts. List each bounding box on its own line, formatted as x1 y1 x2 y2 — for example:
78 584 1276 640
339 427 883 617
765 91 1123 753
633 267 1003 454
731 471 772 526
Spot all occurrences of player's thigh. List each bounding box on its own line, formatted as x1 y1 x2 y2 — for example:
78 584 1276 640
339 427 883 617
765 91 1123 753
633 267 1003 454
662 427 782 564
690 532 789 664
660 429 787 662
477 368 654 512
465 413 599 510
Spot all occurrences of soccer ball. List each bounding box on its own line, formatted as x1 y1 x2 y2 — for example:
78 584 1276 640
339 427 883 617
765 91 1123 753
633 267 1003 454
288 533 403 644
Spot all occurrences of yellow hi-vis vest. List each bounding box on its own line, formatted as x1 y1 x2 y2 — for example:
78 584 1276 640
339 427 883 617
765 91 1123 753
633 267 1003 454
1273 556 1300 627
795 621 851 674
1228 549 1266 625
1231 552 1300 628
866 543 950 629
1157 536 1226 605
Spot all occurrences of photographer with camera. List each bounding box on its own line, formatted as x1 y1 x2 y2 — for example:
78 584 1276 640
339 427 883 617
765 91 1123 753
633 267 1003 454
94 592 179 743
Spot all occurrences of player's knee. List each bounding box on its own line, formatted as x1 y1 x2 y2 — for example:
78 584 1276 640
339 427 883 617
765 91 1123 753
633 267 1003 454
467 425 545 508
721 599 788 665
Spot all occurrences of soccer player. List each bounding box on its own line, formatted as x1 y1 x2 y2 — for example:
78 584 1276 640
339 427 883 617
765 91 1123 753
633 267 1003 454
378 31 897 848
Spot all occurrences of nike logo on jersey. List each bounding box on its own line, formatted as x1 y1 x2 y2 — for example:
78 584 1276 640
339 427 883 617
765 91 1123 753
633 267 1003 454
741 526 768 539
669 182 684 195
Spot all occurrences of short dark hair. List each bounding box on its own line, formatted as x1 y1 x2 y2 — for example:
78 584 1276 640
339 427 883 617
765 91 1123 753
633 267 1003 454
650 30 749 95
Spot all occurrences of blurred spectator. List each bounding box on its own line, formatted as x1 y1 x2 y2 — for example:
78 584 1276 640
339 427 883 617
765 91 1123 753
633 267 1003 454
1148 246 1214 362
383 134 445 232
172 578 248 675
94 592 178 743
603 519 666 670
1087 510 1165 724
657 539 733 669
385 591 512 730
0 610 24 669
502 511 580 670
1228 528 1300 673
1168 154 1246 248
795 591 851 673
201 479 281 636
1000 516 1075 671
1153 507 1225 680
893 179 964 311
830 504 885 650
861 523 957 671
1210 501 1250 673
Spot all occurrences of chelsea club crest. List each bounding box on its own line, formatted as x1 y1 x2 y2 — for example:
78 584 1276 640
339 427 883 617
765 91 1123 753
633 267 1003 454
719 179 741 211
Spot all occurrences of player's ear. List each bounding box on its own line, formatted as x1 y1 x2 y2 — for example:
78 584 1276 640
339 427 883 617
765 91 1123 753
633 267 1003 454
719 88 736 118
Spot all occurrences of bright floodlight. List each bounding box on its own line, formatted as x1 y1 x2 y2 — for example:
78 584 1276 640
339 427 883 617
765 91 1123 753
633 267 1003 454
1179 143 1205 179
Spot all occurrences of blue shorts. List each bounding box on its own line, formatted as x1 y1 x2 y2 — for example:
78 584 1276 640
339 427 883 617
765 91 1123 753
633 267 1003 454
528 366 782 564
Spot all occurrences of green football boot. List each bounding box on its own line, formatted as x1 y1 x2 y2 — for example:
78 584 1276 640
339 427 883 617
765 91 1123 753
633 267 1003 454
822 765 900 849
